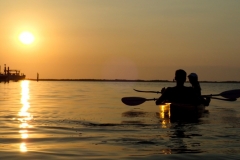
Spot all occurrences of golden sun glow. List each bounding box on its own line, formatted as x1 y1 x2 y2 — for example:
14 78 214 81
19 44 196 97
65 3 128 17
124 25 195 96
19 31 35 45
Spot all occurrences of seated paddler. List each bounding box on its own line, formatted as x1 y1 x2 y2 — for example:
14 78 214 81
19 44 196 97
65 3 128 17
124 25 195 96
156 69 200 105
188 73 211 106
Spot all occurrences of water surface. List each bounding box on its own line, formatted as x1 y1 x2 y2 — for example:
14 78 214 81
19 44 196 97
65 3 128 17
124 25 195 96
0 81 240 159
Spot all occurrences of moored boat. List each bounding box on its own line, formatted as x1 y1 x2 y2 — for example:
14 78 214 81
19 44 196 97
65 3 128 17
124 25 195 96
0 74 8 82
0 64 26 82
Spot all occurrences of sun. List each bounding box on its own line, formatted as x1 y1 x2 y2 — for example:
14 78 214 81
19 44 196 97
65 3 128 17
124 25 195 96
19 31 35 45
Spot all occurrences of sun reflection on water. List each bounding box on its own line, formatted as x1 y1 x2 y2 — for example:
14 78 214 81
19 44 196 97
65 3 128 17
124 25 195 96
18 81 33 152
159 103 171 128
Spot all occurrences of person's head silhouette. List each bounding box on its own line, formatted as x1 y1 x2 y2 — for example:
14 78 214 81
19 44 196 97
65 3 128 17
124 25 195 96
175 69 186 86
188 73 198 85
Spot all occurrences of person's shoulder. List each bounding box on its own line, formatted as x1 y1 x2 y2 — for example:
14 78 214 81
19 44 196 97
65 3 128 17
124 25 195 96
165 87 174 91
184 86 193 89
186 86 199 95
183 86 195 92
163 87 173 94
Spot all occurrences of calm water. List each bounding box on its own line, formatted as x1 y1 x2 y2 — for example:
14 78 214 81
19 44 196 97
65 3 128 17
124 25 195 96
0 81 240 159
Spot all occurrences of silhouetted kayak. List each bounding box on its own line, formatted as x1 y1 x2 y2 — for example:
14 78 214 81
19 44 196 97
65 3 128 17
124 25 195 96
171 103 205 118
159 103 205 120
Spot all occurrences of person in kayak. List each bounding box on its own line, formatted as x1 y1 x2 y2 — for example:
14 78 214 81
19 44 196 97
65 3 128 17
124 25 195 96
156 69 200 105
188 73 211 106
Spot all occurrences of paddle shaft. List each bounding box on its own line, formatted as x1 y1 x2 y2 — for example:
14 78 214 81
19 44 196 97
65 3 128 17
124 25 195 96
121 96 236 106
134 89 240 99
133 89 161 94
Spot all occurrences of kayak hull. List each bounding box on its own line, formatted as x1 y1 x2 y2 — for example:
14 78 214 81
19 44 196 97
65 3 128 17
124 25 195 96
170 103 205 119
159 103 205 121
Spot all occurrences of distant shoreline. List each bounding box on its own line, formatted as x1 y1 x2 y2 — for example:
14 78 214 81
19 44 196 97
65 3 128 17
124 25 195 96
27 79 240 83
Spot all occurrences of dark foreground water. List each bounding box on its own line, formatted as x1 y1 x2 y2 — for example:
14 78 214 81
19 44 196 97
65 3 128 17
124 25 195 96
0 81 240 159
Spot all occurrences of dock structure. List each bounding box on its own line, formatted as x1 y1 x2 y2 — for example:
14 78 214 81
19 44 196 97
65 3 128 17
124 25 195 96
0 64 26 82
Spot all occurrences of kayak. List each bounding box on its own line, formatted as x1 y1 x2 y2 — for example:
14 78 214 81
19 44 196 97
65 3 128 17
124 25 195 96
159 103 205 120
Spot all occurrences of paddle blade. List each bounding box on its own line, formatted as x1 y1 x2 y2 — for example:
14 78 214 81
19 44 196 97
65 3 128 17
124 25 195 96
220 89 240 99
121 97 146 106
211 97 237 101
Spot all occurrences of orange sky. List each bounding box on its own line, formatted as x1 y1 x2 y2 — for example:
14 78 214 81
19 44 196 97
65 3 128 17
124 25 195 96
0 1 240 81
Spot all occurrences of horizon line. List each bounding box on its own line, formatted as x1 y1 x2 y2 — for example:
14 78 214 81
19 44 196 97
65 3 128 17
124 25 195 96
26 78 240 83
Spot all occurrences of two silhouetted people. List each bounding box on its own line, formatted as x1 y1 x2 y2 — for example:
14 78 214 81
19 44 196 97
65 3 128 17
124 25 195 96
156 69 201 105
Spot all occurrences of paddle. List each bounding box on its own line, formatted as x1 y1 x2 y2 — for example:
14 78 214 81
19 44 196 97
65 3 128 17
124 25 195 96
210 97 237 101
121 97 236 106
203 89 240 99
121 97 156 106
134 89 240 99
133 89 161 94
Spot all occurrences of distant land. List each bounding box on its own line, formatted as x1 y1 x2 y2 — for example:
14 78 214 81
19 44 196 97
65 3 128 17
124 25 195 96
27 78 240 83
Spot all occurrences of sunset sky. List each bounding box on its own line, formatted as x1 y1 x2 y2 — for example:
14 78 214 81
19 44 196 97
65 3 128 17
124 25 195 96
0 0 239 81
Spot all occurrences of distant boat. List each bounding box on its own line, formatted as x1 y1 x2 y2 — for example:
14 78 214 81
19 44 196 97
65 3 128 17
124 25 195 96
0 74 8 81
0 64 26 82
